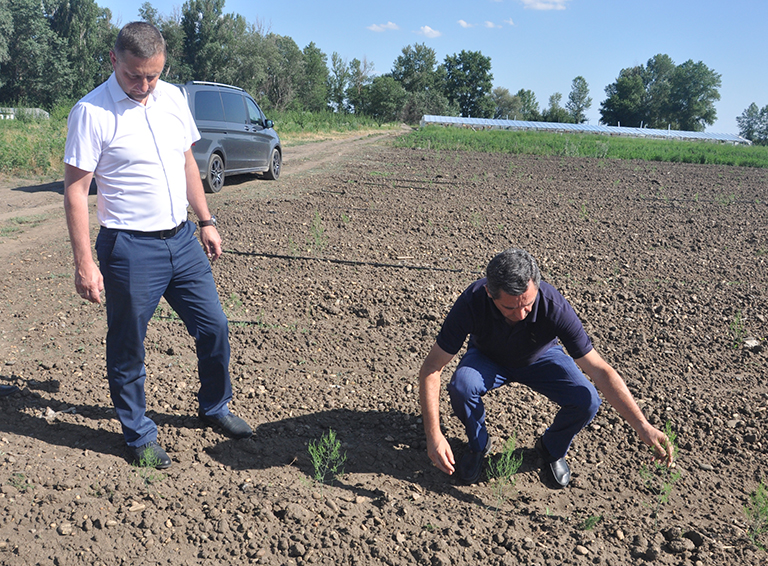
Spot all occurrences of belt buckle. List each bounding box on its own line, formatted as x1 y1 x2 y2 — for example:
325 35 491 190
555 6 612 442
160 221 183 239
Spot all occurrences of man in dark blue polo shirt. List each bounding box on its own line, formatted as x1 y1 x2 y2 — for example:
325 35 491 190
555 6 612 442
418 248 673 488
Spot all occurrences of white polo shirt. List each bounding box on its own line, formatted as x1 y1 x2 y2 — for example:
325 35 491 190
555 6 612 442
64 74 201 231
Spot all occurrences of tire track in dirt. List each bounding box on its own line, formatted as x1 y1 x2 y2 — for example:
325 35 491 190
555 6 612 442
0 129 408 260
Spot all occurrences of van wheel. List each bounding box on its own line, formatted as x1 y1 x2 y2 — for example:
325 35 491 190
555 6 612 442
263 148 281 180
204 153 224 193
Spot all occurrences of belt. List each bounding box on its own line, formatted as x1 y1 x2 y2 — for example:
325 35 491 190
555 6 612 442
121 221 186 239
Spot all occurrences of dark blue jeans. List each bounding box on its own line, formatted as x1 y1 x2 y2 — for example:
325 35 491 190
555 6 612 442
96 221 232 447
447 345 601 458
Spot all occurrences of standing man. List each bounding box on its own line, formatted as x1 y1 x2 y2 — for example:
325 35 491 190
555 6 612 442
418 248 673 488
64 22 251 469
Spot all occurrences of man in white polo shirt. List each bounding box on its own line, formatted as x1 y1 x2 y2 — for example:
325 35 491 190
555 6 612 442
64 22 251 469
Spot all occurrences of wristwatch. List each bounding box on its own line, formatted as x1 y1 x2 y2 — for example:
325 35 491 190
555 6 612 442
198 215 217 228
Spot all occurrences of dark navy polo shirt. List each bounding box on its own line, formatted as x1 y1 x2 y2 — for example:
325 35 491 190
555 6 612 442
436 278 593 368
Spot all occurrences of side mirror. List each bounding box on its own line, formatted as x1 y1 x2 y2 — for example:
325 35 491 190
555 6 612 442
264 119 274 129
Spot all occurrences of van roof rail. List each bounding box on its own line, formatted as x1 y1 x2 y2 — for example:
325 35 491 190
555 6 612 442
186 81 244 92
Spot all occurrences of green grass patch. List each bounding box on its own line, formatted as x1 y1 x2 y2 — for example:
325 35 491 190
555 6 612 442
0 215 47 237
0 112 68 177
271 110 400 146
0 107 399 176
395 125 768 168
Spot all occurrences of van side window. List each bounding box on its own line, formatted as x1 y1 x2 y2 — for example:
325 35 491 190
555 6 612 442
246 98 264 126
221 92 247 124
195 91 225 121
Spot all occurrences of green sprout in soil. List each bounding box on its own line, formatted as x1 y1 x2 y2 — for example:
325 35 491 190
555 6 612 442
8 473 33 492
486 434 523 512
308 428 347 485
309 209 328 253
579 514 603 531
288 236 299 257
729 310 745 349
132 452 166 493
639 421 681 536
745 479 768 550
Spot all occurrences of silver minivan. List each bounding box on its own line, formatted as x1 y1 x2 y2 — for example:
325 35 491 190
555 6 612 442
176 81 282 192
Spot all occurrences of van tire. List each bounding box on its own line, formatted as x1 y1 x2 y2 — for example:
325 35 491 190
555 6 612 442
204 153 225 193
263 148 281 180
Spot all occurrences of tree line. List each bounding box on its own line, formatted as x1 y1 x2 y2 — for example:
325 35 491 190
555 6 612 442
737 103 768 145
1 0 754 138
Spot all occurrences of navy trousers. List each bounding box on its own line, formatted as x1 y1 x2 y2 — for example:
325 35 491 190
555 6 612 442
447 345 601 458
96 221 232 447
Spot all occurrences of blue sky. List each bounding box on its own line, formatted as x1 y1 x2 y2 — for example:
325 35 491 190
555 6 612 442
101 0 767 134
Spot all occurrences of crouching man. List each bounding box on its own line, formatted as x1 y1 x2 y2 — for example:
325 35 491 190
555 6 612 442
418 248 673 487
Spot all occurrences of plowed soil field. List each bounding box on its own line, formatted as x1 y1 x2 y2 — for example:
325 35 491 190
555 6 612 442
0 131 767 566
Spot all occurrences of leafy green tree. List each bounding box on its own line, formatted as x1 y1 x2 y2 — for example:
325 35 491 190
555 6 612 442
0 0 11 66
327 52 349 112
600 54 721 131
515 89 541 121
181 0 227 82
0 0 73 108
643 54 675 127
737 103 761 142
542 92 572 123
392 43 440 93
566 76 592 123
400 90 456 124
48 0 116 98
138 2 160 25
667 59 721 131
443 49 494 118
346 57 373 114
363 75 407 122
737 103 768 145
261 33 304 111
217 21 269 101
141 4 190 82
491 87 521 120
599 70 646 127
299 42 329 112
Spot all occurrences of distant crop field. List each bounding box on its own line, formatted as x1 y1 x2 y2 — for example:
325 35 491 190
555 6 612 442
396 125 768 168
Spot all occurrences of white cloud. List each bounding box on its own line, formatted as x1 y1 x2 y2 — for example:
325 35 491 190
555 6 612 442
485 21 502 28
518 0 569 10
367 21 400 32
458 20 474 28
504 18 515 26
418 26 442 38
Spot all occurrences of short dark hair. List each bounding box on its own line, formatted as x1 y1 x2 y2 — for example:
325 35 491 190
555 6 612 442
114 21 166 60
485 248 541 298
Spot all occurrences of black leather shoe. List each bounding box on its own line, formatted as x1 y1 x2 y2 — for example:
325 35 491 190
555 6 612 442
130 441 172 469
457 437 492 484
199 410 252 439
0 384 18 397
535 437 571 488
